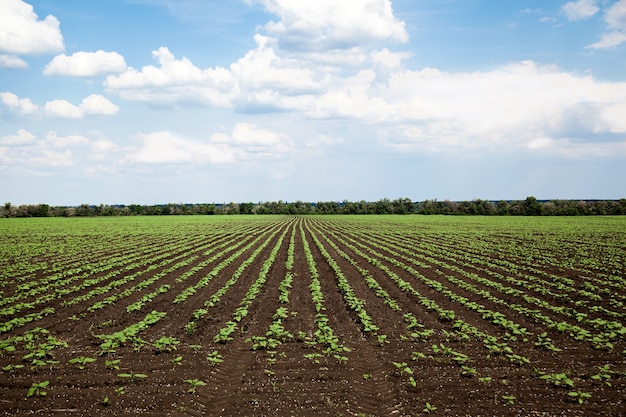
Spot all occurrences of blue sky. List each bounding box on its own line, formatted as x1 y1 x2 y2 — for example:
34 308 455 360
1 0 625 205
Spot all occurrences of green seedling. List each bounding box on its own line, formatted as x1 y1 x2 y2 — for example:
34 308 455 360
27 380 49 398
130 336 148 353
172 356 183 365
506 353 530 366
206 351 224 367
184 379 206 394
114 387 125 395
438 309 455 322
540 372 574 388
423 402 437 414
535 332 562 353
245 336 281 351
502 395 516 405
69 356 96 370
478 376 492 384
460 366 476 377
392 362 413 376
304 353 323 364
591 364 613 386
184 322 196 336
2 364 25 373
270 381 281 392
101 396 110 406
333 354 348 364
118 372 148 382
105 359 120 370
568 391 591 404
153 336 180 353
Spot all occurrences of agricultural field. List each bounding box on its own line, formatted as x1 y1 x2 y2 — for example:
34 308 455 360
0 215 625 416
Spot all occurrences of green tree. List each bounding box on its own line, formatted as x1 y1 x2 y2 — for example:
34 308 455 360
524 196 543 216
3 202 12 218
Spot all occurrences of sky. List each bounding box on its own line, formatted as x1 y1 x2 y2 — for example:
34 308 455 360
1 0 625 205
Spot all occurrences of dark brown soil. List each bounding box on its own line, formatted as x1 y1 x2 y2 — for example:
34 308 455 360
0 216 624 416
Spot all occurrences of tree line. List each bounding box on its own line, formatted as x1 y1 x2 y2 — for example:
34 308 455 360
3 197 626 218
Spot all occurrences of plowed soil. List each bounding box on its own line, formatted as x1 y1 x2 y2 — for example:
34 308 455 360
0 215 625 416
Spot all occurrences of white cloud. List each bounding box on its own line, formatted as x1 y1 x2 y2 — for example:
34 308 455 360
0 54 27 68
44 50 127 77
0 129 36 146
44 94 119 119
79 94 120 116
232 35 321 93
30 149 73 167
524 136 626 157
588 31 626 48
88 140 119 161
247 0 408 51
0 130 98 169
45 131 89 147
130 131 197 164
44 100 83 119
210 123 293 159
1 92 38 115
127 123 292 166
128 131 240 165
588 0 626 48
2 92 118 119
606 0 626 29
0 0 64 55
104 36 410 114
104 47 235 106
359 61 626 156
562 0 600 21
600 103 626 132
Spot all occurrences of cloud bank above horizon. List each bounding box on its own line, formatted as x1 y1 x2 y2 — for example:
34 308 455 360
1 0 625 204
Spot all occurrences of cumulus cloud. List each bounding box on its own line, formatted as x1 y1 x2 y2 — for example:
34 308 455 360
45 131 89 147
0 130 98 168
588 30 626 48
2 92 118 119
88 140 119 161
44 50 127 77
44 100 82 119
98 2 625 161
79 94 120 116
0 0 64 55
588 0 626 48
104 47 235 106
371 61 626 155
127 123 292 166
128 131 242 165
230 35 334 111
102 1 410 109
1 92 38 115
0 128 36 146
104 37 409 114
44 94 119 119
246 0 408 51
0 54 28 68
561 0 600 20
